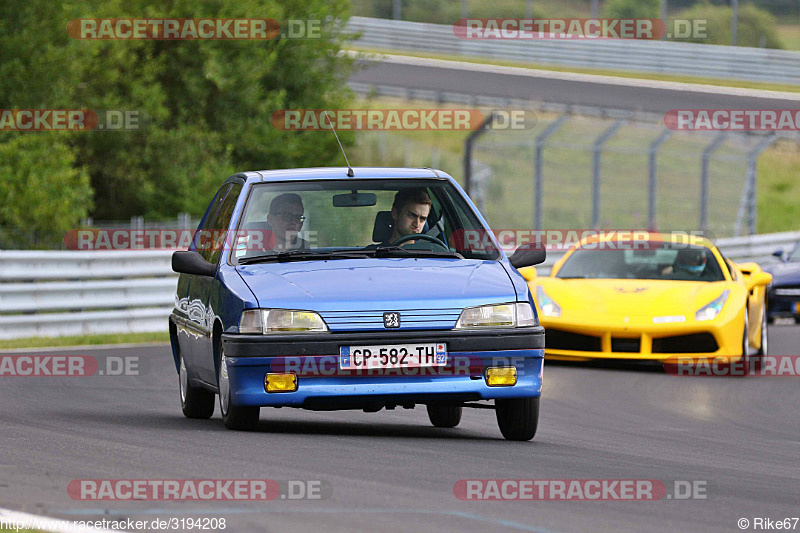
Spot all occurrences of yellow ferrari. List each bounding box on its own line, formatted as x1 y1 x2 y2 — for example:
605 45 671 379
520 233 772 363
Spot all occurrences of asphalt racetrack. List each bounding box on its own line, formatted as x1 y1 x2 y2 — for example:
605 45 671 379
350 55 800 113
1 323 798 532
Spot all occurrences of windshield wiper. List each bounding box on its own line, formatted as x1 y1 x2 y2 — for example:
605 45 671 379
370 246 464 259
238 250 369 265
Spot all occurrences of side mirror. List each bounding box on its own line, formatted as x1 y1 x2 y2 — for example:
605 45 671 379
772 249 784 260
746 271 773 290
510 241 546 269
517 266 538 282
172 251 217 277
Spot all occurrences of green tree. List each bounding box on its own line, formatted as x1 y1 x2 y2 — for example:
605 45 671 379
68 0 356 219
0 0 356 234
671 2 784 48
603 0 660 19
0 134 92 248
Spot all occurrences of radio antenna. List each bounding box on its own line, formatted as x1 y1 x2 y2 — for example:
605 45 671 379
323 110 354 177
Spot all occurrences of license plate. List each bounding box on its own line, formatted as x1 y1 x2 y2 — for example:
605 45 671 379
339 343 447 370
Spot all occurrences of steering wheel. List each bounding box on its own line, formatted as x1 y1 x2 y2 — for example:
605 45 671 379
390 233 448 249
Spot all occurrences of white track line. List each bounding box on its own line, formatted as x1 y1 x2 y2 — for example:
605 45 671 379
0 506 122 532
348 50 800 101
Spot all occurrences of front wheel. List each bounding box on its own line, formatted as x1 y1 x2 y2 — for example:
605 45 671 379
756 304 768 357
495 397 539 441
179 354 215 419
219 349 260 431
426 404 462 428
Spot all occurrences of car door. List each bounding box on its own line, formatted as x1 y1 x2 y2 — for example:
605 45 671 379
175 185 227 380
190 181 243 385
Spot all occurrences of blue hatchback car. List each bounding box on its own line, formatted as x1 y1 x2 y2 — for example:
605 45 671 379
169 168 546 440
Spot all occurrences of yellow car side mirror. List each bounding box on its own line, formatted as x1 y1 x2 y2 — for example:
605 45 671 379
518 266 538 282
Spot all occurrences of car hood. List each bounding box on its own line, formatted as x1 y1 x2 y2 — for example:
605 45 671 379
536 278 734 319
236 258 515 317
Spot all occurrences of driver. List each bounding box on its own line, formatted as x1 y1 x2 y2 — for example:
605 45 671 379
389 188 432 245
660 248 708 277
674 248 708 276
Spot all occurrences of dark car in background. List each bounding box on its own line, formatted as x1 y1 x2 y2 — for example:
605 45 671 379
764 241 800 323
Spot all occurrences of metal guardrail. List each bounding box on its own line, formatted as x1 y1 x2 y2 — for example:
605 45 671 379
1 231 796 340
346 17 800 85
0 251 176 340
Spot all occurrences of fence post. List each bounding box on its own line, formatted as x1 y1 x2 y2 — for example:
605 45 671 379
734 134 777 237
533 114 570 229
747 134 778 235
463 112 495 196
700 132 727 234
592 120 626 229
648 128 671 231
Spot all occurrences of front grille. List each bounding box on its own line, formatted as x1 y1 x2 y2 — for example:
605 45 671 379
546 328 602 352
774 286 800 297
652 333 718 354
319 308 462 332
611 337 641 353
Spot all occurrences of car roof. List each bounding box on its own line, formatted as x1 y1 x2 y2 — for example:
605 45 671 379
239 167 449 183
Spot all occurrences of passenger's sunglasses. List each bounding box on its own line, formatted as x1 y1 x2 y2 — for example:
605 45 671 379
275 212 306 223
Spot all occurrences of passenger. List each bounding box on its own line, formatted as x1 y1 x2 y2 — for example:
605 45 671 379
266 193 309 251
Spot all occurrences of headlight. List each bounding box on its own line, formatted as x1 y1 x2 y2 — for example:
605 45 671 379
454 303 537 329
695 290 729 321
239 309 329 334
536 286 561 318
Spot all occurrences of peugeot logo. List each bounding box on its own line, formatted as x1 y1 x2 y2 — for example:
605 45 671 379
383 312 400 328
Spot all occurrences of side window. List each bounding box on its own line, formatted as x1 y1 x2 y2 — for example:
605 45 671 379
206 183 243 265
194 184 230 259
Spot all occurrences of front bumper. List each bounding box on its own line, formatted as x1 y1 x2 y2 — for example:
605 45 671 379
221 328 544 409
540 317 744 363
767 288 800 319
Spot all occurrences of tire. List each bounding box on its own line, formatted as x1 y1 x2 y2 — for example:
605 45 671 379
741 311 750 360
756 304 768 358
495 397 539 441
426 404 462 428
218 348 260 431
179 354 215 419
736 311 754 376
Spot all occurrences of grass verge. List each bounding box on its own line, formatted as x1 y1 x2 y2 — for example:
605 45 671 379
0 331 169 350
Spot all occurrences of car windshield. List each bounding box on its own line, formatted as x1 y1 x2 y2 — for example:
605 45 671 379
788 245 800 262
555 242 725 282
230 178 500 264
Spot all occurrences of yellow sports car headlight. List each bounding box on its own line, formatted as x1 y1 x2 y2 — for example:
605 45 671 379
536 286 561 318
695 290 729 321
239 309 329 334
455 303 537 329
